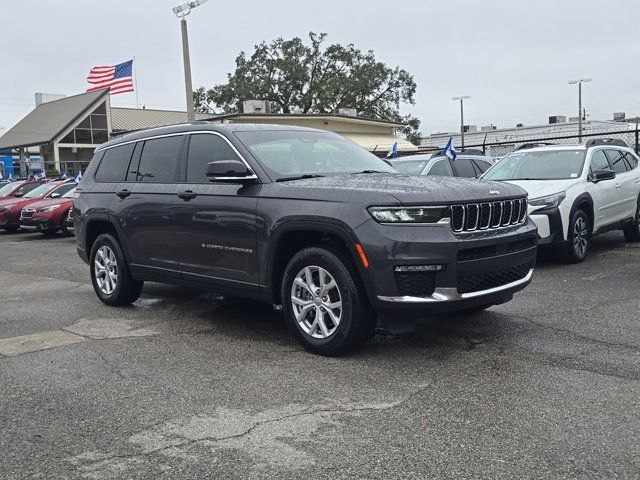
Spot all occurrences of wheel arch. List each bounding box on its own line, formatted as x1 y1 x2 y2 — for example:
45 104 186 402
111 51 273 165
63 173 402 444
265 220 373 305
567 193 594 238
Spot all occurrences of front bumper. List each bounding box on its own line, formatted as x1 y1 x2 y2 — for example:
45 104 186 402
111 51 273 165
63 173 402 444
529 207 565 245
19 217 56 231
355 218 538 317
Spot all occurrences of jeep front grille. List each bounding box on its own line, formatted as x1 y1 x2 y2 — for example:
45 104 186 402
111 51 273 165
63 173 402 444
450 198 527 232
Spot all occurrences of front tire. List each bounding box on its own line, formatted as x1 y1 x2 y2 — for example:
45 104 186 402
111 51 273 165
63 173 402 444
90 233 143 306
564 209 590 263
623 199 640 242
281 246 375 356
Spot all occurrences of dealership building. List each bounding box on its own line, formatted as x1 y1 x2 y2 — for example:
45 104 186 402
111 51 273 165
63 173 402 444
0 90 412 176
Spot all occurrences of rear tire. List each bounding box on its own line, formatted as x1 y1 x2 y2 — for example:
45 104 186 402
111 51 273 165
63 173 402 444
623 199 640 242
90 233 143 306
281 246 375 356
564 209 590 263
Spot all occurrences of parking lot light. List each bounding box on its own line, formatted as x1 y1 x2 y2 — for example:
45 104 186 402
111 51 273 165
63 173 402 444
452 96 471 148
172 0 208 122
568 78 592 141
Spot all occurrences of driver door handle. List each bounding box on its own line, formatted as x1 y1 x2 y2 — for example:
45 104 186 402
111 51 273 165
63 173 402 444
177 190 197 201
615 183 622 189
116 189 131 199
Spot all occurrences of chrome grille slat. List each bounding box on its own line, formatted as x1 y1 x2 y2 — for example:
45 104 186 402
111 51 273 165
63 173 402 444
450 197 527 233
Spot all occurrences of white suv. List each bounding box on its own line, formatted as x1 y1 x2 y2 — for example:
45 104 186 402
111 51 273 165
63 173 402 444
482 139 640 262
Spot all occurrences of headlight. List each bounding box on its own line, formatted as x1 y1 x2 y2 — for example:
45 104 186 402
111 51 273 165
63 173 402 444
39 204 61 213
368 206 447 223
528 191 566 209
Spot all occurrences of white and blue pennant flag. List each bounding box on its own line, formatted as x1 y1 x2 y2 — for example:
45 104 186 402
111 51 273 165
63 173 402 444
386 141 398 159
74 171 83 183
444 137 458 161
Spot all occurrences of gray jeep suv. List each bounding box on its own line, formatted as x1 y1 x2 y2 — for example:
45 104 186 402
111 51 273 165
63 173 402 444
74 123 537 355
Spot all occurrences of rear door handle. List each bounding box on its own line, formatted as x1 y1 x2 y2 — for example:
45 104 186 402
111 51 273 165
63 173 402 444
116 189 131 199
615 183 622 189
177 190 197 201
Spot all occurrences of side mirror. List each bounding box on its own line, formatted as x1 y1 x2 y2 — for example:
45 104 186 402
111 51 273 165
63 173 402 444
206 160 254 181
591 169 616 183
50 192 61 198
14 192 24 197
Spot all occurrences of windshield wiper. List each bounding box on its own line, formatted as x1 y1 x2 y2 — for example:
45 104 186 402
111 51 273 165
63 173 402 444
353 170 386 174
276 174 325 182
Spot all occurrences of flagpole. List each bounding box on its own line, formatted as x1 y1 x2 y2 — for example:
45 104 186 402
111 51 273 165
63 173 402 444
133 56 140 108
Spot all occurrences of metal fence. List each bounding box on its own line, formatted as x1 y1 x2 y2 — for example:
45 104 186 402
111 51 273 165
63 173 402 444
463 127 640 159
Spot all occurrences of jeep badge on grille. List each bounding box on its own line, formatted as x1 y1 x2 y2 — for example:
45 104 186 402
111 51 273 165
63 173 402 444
489 190 500 195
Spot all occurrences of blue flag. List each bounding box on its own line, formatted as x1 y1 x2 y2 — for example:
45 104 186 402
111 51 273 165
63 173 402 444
444 137 458 161
386 141 398 159
57 172 68 180
74 171 83 183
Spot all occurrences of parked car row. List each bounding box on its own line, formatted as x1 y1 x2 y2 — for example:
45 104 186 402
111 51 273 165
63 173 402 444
0 179 77 235
394 138 640 263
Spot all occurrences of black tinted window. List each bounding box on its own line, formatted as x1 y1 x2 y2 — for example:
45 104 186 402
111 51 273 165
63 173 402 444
605 150 628 174
95 144 134 182
187 134 239 183
454 158 477 177
473 159 492 173
136 136 183 183
51 183 75 197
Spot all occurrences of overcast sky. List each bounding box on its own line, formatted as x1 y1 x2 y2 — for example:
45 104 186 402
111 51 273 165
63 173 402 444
1 0 639 137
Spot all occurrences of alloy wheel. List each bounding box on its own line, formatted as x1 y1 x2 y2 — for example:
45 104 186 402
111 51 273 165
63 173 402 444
573 216 589 258
94 245 118 295
290 266 342 339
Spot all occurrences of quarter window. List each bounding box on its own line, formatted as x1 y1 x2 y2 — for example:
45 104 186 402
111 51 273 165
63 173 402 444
605 150 628 174
95 144 135 182
427 159 454 176
186 134 240 183
135 136 183 183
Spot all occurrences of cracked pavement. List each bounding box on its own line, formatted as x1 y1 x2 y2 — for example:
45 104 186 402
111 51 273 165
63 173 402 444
0 230 638 479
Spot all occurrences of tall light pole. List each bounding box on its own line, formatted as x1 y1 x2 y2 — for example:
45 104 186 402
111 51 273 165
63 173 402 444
568 78 591 141
172 0 208 122
452 96 470 148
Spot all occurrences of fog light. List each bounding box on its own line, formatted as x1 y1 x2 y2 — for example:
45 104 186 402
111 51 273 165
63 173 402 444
394 265 444 272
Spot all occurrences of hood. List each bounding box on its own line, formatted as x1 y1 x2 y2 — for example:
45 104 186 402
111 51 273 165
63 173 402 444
505 179 580 199
278 173 527 205
26 197 73 211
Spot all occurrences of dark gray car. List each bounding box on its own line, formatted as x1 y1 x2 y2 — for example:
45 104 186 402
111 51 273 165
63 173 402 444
74 123 537 355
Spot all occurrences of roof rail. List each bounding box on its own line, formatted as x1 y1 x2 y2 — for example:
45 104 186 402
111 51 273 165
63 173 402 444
585 138 628 148
515 142 555 151
432 148 487 157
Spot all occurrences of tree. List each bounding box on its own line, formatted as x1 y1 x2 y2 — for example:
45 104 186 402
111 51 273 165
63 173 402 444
194 32 422 145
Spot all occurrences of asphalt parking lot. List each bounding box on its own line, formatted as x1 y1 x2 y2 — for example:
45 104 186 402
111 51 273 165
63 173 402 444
0 230 638 479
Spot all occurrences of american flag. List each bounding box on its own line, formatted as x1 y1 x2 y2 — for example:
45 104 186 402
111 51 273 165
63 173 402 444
86 60 134 95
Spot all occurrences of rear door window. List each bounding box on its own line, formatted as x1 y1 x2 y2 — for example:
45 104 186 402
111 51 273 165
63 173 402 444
95 144 135 182
427 159 454 176
452 158 477 177
186 133 240 183
50 183 76 197
605 150 628 174
134 136 184 183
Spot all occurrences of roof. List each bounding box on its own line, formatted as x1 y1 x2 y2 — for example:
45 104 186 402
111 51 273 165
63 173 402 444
205 112 405 128
111 107 209 132
0 90 109 150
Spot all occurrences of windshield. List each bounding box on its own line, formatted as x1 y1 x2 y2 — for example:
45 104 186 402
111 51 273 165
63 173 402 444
393 159 430 174
483 149 586 181
62 187 77 198
234 130 397 180
24 183 59 198
0 182 19 195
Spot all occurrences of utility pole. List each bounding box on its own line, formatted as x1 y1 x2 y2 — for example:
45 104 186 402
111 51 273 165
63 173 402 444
568 78 591 141
452 96 470 148
172 0 208 122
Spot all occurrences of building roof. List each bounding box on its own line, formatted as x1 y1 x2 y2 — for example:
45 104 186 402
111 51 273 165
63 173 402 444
0 90 109 150
340 132 417 152
206 112 405 128
111 107 209 132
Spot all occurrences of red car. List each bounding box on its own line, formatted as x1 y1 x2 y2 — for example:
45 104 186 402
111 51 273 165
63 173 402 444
0 179 42 199
19 186 77 235
0 180 76 232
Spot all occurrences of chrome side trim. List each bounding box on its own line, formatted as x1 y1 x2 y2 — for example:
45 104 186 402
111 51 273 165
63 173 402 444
377 269 534 303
